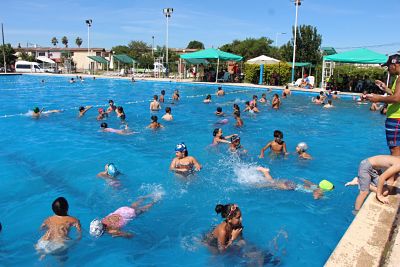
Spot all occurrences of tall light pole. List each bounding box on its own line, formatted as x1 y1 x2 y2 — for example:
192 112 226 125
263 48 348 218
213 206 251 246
163 8 173 75
291 0 301 83
86 19 92 73
1 23 6 73
152 35 155 58
275 32 286 48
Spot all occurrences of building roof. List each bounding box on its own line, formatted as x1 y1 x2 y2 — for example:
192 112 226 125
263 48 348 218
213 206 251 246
14 47 109 52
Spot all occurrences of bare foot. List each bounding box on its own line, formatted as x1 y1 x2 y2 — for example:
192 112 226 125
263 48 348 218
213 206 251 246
345 177 359 187
256 167 270 172
376 194 389 204
383 188 390 197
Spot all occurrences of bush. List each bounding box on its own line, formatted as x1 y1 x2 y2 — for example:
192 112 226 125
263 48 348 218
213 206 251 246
243 62 291 85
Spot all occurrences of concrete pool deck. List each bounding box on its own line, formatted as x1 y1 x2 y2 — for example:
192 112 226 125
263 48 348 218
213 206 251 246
22 73 398 265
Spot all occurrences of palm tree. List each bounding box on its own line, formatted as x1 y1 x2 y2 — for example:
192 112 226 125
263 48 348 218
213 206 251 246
75 37 83 48
61 36 68 48
51 37 58 47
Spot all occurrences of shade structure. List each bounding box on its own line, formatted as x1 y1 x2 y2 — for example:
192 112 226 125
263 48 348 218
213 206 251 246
294 62 312 67
88 56 109 64
323 48 387 64
247 55 280 65
180 48 243 82
180 48 243 62
321 48 387 88
36 56 55 64
113 54 136 64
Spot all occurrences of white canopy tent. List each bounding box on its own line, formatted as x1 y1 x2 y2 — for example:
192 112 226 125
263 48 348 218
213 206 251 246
247 55 280 85
36 56 55 64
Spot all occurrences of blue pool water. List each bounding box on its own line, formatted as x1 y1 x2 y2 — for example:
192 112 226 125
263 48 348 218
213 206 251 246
0 75 387 266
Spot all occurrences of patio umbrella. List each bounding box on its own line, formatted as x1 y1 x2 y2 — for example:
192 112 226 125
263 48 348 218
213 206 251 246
247 55 280 85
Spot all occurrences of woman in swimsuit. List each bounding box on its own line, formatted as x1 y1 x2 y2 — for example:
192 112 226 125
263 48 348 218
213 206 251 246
204 203 244 253
170 143 202 175
212 128 238 145
89 195 159 238
272 94 281 110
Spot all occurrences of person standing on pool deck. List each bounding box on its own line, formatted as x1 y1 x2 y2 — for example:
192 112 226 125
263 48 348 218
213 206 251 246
367 54 400 155
35 197 81 259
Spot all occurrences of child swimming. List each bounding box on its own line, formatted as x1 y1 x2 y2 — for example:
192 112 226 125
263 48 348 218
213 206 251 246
259 130 288 158
100 122 133 135
35 197 81 259
296 142 312 159
89 194 159 238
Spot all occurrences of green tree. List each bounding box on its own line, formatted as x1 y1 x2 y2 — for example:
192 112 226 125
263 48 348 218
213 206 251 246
19 51 36 62
187 40 204 49
61 36 68 48
51 37 58 47
111 45 130 55
280 25 322 65
0 44 17 68
75 37 83 48
220 37 276 61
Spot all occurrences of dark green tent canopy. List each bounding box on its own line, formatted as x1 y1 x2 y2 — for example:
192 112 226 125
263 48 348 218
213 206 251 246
294 62 312 67
113 54 136 64
88 56 109 64
180 48 243 62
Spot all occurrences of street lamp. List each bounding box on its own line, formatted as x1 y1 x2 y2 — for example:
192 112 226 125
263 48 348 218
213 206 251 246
275 32 286 48
163 8 173 75
86 19 92 73
291 0 301 83
152 35 155 58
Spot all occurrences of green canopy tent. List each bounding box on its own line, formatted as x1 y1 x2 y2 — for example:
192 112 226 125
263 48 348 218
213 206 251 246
180 48 243 82
88 56 109 71
294 62 313 78
321 48 387 88
113 54 137 74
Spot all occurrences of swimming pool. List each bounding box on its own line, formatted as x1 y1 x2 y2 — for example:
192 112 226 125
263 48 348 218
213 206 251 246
0 75 387 266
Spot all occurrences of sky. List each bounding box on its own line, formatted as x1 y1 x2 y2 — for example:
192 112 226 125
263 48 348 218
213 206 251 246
1 0 399 54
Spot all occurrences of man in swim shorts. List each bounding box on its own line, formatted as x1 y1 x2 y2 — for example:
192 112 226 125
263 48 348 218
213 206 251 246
367 54 400 155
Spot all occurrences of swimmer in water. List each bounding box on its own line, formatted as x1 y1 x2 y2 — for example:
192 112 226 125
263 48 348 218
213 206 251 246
283 85 291 96
170 143 202 175
215 107 225 116
100 122 132 135
204 94 212 103
89 194 160 238
259 130 288 158
150 95 161 111
69 78 75 83
233 103 240 114
78 106 92 117
162 107 173 121
234 111 243 127
272 94 281 110
107 100 117 113
296 142 312 159
312 95 324 105
259 93 267 103
244 101 259 113
204 203 244 253
97 108 108 121
116 106 126 122
35 197 81 259
97 163 119 179
216 86 225 96
147 115 164 129
229 135 247 154
160 90 165 103
323 100 334 109
256 167 330 199
212 128 238 145
172 90 180 101
32 107 61 118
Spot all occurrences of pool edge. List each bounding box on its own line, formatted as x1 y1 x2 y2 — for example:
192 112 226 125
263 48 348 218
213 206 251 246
324 183 400 267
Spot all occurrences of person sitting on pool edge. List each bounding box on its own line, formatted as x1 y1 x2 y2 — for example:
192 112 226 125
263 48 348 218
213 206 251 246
78 106 92 117
296 142 312 160
97 163 119 179
212 128 238 145
204 203 244 253
35 197 81 259
89 194 160 238
162 107 173 121
345 155 400 210
259 130 288 158
100 122 132 135
256 167 333 199
147 115 163 129
170 143 202 175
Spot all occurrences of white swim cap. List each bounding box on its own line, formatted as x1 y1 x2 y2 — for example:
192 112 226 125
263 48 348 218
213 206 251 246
297 142 308 152
107 163 117 177
89 219 104 237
